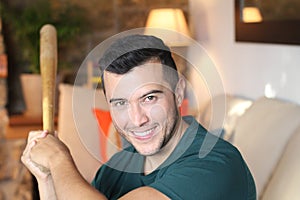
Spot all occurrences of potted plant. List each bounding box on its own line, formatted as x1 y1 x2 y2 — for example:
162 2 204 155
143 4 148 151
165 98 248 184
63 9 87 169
1 0 87 116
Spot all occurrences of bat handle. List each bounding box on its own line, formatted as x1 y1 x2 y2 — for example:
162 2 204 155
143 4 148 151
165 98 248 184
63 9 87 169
40 24 57 134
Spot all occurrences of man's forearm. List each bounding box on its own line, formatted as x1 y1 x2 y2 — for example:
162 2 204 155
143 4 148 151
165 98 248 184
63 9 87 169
50 152 107 200
37 176 57 200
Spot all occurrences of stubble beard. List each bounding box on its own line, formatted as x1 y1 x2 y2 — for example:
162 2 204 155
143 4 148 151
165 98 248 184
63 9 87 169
113 101 180 157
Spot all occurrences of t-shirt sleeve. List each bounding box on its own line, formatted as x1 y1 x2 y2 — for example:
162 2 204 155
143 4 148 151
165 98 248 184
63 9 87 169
149 153 252 200
91 165 105 189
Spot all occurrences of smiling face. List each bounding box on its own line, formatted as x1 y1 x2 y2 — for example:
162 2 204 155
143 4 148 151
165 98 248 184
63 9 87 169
103 61 184 156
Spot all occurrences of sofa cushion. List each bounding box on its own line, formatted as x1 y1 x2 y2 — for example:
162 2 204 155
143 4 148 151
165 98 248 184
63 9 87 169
199 94 253 141
58 84 107 182
261 125 300 200
233 97 300 197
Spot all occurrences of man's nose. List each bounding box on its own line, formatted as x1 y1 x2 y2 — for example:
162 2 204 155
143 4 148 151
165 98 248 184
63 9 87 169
129 103 149 127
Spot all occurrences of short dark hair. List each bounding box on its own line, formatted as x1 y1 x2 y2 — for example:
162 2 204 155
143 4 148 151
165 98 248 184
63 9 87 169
99 34 179 93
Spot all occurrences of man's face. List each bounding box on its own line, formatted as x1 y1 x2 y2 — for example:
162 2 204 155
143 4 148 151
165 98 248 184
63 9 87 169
103 62 182 156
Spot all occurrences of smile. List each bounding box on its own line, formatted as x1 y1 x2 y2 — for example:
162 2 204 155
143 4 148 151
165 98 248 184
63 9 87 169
131 127 157 140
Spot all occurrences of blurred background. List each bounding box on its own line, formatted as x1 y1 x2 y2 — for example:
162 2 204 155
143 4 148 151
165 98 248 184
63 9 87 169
1 0 300 199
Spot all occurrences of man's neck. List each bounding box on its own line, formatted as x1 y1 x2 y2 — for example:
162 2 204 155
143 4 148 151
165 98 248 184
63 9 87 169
143 117 189 175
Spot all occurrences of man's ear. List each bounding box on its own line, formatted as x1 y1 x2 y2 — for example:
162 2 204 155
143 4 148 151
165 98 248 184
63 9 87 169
175 76 186 106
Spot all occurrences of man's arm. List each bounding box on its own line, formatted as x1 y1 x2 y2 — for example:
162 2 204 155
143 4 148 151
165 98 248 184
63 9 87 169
44 149 169 200
120 187 169 200
36 176 57 200
49 149 107 200
28 133 169 200
50 157 168 200
27 133 107 200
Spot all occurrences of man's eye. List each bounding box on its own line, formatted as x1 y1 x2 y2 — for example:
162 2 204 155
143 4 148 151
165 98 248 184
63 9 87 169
144 95 156 103
113 101 127 107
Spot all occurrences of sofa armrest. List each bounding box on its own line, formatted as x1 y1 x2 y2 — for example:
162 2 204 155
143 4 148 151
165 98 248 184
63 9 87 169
199 94 252 141
233 97 300 197
261 125 300 200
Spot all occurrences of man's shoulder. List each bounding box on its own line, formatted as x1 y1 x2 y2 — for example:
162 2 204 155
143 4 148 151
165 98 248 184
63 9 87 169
170 118 252 181
180 117 241 162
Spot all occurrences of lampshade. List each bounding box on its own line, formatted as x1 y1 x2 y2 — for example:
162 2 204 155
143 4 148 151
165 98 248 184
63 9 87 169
144 8 191 46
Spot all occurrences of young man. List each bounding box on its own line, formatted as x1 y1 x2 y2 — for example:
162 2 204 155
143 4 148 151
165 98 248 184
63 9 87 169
22 34 256 199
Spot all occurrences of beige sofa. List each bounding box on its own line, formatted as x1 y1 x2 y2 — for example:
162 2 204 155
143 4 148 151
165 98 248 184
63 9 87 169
58 84 300 199
200 95 300 200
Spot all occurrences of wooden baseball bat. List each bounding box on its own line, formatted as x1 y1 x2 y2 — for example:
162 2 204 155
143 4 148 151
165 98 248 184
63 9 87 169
40 24 57 134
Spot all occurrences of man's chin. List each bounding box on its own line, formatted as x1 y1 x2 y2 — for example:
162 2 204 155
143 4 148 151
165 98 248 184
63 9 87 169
135 146 160 156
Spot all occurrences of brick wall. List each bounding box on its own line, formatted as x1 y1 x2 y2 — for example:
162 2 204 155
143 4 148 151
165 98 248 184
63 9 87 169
63 0 189 70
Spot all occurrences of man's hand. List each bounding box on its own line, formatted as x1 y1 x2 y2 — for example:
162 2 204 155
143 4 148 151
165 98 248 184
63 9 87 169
29 131 72 171
21 131 108 200
21 130 64 200
21 130 51 180
21 130 73 179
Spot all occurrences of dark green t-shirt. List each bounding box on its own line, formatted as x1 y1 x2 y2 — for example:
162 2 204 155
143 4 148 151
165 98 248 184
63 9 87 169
92 116 256 200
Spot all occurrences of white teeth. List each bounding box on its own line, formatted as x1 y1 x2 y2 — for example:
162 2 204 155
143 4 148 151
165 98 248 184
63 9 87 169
133 129 153 137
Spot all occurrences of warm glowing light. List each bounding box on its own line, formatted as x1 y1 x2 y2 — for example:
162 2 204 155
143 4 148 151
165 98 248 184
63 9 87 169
145 8 191 46
243 7 263 23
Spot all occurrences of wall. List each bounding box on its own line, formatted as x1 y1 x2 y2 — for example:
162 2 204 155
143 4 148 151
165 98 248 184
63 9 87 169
189 0 300 104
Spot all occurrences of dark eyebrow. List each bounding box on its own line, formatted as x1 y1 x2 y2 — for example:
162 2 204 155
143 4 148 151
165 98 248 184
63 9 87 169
140 90 163 99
